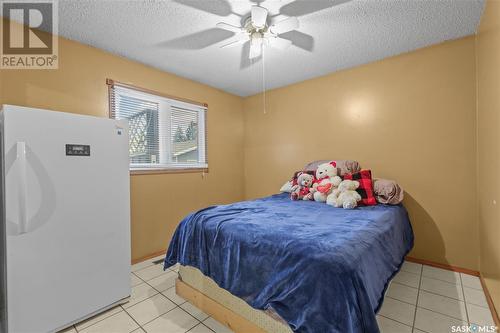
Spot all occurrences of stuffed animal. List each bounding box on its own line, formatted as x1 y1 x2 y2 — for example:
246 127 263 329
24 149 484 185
291 172 315 201
327 180 362 209
310 161 342 202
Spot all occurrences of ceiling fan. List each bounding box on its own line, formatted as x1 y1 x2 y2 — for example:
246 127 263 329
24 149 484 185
216 6 300 59
166 0 352 68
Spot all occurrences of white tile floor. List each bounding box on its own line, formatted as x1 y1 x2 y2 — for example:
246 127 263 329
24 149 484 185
378 261 496 333
58 255 222 333
59 258 496 333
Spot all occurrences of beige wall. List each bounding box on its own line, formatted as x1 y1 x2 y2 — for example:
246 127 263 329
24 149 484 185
476 0 500 315
243 37 479 270
0 17 494 284
0 20 245 261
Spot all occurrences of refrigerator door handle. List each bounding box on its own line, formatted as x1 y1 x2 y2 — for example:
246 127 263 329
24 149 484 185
16 141 28 234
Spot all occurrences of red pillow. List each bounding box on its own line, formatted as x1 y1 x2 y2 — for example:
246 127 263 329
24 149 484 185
343 170 377 206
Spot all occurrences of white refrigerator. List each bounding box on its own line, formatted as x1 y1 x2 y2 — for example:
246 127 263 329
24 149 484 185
0 105 131 333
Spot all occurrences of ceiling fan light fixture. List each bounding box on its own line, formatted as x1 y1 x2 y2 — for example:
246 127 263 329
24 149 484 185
215 4 304 60
249 37 263 59
251 6 268 29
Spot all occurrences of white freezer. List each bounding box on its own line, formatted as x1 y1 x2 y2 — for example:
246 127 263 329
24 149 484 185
0 105 131 333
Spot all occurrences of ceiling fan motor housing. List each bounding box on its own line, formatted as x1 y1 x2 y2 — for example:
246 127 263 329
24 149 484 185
244 16 268 35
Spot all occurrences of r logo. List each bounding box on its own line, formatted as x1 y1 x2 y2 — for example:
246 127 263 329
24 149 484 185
2 2 53 54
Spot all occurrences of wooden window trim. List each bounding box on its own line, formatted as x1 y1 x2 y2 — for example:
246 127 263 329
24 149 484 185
130 167 209 176
106 79 208 109
107 79 209 175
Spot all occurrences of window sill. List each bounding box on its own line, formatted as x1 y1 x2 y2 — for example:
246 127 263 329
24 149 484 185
130 168 209 176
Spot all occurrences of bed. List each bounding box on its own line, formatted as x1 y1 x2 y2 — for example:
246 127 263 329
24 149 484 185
165 193 414 333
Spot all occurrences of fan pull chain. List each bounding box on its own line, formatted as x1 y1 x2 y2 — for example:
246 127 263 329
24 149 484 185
262 45 266 114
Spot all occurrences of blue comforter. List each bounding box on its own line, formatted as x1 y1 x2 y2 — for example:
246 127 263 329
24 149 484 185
165 193 414 333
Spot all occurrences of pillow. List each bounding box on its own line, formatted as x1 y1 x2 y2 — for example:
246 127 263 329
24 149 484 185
373 178 404 205
304 160 361 176
280 181 294 193
343 170 377 206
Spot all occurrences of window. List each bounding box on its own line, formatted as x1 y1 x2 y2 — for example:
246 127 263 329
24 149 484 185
108 80 207 172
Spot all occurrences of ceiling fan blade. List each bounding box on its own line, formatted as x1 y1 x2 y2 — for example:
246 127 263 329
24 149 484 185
251 6 268 28
172 0 232 17
279 0 351 17
267 36 292 50
269 17 299 34
216 22 244 33
249 38 263 59
220 34 250 48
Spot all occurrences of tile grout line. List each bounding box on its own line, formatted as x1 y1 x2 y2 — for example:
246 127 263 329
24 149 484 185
123 297 203 331
68 258 183 333
129 304 182 330
412 263 423 330
385 295 417 306
420 275 463 287
78 276 173 330
177 304 208 324
386 285 467 307
145 273 179 293
122 308 144 332
459 273 471 325
134 270 174 285
391 276 474 304
123 288 160 310
77 309 129 333
377 314 413 329
140 305 204 331
188 322 217 333
202 322 217 333
417 289 465 303
125 284 184 320
391 280 420 290
415 305 468 323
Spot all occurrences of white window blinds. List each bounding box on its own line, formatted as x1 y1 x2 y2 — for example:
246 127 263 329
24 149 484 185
108 82 207 171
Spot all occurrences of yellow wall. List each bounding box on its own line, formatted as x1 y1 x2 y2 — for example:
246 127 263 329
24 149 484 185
0 21 245 261
243 37 479 270
0 18 493 279
476 0 500 315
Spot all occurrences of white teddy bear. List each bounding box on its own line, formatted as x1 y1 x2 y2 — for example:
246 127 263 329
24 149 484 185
327 180 362 209
311 161 342 202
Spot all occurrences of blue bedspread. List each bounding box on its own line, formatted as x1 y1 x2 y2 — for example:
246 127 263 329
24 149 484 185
165 193 414 333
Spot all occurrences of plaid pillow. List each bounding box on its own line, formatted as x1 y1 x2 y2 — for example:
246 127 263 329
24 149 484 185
343 170 377 206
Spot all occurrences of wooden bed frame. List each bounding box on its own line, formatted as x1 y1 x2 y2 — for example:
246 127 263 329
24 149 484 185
176 258 500 333
176 279 266 333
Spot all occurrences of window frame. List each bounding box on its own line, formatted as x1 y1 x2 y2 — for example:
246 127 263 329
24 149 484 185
107 79 209 175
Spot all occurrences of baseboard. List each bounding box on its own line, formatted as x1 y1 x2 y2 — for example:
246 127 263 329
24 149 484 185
131 249 166 265
480 277 500 328
176 279 267 333
406 256 499 327
405 256 480 276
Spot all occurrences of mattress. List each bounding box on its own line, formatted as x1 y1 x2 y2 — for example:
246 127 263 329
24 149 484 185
179 265 292 333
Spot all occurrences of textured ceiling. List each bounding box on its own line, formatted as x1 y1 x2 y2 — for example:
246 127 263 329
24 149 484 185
51 0 484 96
